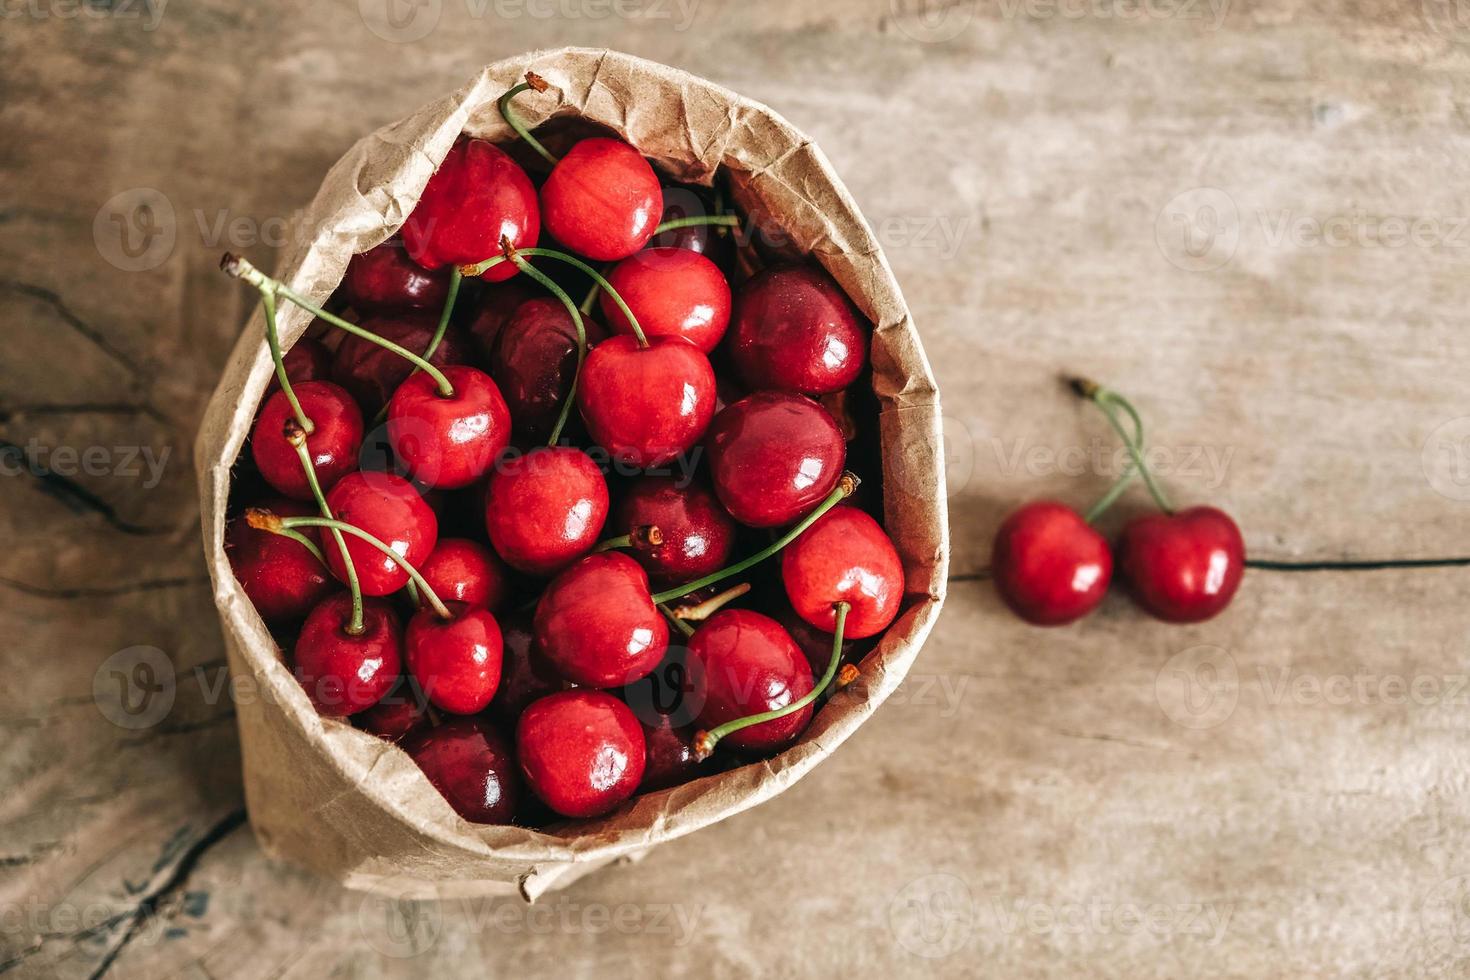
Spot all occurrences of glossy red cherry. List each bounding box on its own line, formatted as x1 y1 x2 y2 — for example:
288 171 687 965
266 338 332 394
355 679 430 742
343 239 450 311
687 609 814 753
1116 506 1245 623
403 717 521 824
484 447 608 576
488 610 565 725
323 472 438 596
540 137 661 261
649 185 734 266
534 552 668 688
251 381 363 501
600 248 731 353
612 475 735 586
706 391 846 528
991 500 1112 626
419 538 508 610
639 713 701 791
330 312 472 414
226 497 334 624
293 593 401 716
729 265 869 395
402 137 539 282
490 297 608 440
782 505 904 639
406 602 503 715
386 365 510 489
466 280 537 361
516 690 646 818
576 335 715 468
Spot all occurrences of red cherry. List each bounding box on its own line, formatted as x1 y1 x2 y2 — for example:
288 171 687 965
293 593 401 716
484 447 608 576
534 552 668 688
540 138 661 261
330 312 472 414
250 381 363 501
1116 506 1245 623
406 602 503 715
729 265 868 395
343 239 450 311
323 472 438 596
649 185 734 266
355 680 430 742
386 365 510 489
403 717 522 824
465 280 537 361
782 506 904 639
612 475 735 586
488 610 565 725
401 137 539 282
687 609 814 753
265 338 332 394
705 391 846 528
600 248 731 353
419 538 508 610
226 497 334 624
490 297 608 440
639 713 701 791
991 500 1112 627
576 335 716 468
516 690 646 818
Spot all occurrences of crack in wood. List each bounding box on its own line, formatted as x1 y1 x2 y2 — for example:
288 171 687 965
0 279 146 381
0 574 211 600
0 438 177 536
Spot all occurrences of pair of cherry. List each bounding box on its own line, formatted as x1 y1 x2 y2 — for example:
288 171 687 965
991 380 1245 627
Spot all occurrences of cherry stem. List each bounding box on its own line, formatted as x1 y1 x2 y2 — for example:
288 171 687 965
1082 468 1135 525
497 74 559 167
1069 377 1174 515
578 276 602 316
497 247 585 446
221 253 455 398
274 527 327 567
287 425 363 633
262 513 455 621
460 245 650 348
694 600 850 761
420 264 463 369
261 290 314 435
594 525 663 553
658 603 696 638
651 472 859 605
672 582 750 621
653 214 740 235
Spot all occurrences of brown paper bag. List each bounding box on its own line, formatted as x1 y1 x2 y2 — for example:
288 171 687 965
194 47 949 901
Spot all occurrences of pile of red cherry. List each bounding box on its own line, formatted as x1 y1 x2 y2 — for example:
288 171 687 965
223 74 905 827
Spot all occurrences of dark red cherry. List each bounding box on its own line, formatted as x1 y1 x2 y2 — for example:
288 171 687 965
386 365 510 489
402 137 539 282
576 335 715 468
330 312 472 414
639 713 701 792
251 380 364 501
406 602 503 715
343 239 451 311
705 391 845 528
488 610 565 725
782 505 904 639
293 593 401 716
516 690 646 818
484 447 608 576
991 500 1112 627
534 552 668 689
687 609 814 753
490 297 608 440
226 497 334 624
323 471 438 596
649 185 734 266
1116 506 1245 623
465 280 536 361
355 679 430 742
403 717 521 825
612 475 735 586
600 248 731 353
540 138 661 261
266 338 332 394
419 538 508 610
729 264 869 395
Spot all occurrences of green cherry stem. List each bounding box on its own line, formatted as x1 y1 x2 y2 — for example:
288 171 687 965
497 73 559 166
659 603 696 639
693 600 850 761
285 423 363 633
261 289 314 434
652 214 740 235
495 245 586 446
671 582 750 621
460 244 650 348
221 253 455 398
593 525 663 553
274 527 327 567
1082 469 1135 525
650 473 859 606
1070 377 1174 515
421 264 463 365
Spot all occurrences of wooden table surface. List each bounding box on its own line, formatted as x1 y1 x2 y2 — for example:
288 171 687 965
5 2 1470 976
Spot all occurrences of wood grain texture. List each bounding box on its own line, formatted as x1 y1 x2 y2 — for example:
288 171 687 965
3 1 1469 976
